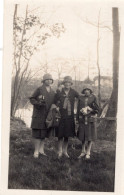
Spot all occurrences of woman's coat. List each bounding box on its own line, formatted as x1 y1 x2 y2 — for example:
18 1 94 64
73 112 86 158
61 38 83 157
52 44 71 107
54 88 79 138
30 84 55 130
77 94 99 141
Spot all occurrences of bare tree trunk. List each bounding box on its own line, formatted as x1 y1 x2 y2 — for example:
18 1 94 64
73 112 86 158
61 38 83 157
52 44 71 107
76 10 113 108
57 64 62 80
44 62 48 73
11 5 28 117
106 8 120 119
99 8 120 139
73 66 76 88
88 54 90 81
97 10 101 109
11 4 18 117
78 66 80 81
72 57 77 88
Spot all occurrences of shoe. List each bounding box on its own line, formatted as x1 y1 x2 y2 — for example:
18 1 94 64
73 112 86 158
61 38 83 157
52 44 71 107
39 152 47 156
63 152 70 158
58 152 63 159
78 152 86 159
85 154 90 159
33 152 39 158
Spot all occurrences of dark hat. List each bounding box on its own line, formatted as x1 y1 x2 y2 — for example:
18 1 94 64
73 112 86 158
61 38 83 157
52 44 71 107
81 88 93 94
62 76 73 85
41 73 53 83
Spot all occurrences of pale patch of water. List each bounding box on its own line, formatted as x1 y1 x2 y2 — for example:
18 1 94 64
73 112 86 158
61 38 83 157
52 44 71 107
15 105 33 128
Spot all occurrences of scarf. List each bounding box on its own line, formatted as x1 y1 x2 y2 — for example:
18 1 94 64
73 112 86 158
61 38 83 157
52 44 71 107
63 94 71 116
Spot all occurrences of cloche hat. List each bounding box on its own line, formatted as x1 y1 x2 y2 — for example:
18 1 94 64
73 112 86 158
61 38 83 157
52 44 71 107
81 88 93 94
62 76 73 85
42 73 53 83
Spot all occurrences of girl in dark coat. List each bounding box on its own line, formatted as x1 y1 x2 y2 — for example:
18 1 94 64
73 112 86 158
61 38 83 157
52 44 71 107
55 76 79 158
77 88 99 159
30 73 55 158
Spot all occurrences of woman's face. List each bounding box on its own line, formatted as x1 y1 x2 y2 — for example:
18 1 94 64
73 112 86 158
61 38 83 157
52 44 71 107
64 82 71 89
84 89 91 96
44 79 53 86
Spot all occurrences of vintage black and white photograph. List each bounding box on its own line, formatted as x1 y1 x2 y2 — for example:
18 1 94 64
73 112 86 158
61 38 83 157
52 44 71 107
1 0 124 193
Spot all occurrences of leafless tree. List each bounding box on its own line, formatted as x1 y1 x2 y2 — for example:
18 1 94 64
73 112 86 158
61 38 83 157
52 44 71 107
11 4 65 117
74 9 112 109
51 59 69 80
105 8 120 131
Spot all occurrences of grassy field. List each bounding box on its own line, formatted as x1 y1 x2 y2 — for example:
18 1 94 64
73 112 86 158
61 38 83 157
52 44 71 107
8 118 116 191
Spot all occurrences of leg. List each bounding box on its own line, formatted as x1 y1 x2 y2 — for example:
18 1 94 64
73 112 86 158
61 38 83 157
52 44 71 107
81 140 86 153
78 140 86 159
63 137 69 158
58 137 63 158
33 138 41 158
86 141 92 159
39 138 47 156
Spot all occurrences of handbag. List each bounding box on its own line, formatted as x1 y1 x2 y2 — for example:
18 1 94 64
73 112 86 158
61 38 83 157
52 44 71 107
46 105 61 128
52 109 61 127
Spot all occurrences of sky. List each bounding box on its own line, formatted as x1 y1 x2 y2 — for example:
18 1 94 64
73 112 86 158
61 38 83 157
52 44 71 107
14 1 120 81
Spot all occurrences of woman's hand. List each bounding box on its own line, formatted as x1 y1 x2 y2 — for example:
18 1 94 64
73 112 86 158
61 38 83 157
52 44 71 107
87 106 93 112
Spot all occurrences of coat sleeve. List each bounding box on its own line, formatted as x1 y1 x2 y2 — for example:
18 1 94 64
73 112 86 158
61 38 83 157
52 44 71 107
54 90 61 107
76 99 80 121
29 88 40 105
90 96 99 115
29 88 46 107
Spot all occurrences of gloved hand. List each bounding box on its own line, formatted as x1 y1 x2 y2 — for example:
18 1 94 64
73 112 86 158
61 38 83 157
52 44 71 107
37 95 46 106
38 100 46 105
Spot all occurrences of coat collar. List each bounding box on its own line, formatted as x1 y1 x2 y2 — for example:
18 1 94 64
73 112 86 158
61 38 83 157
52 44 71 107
61 88 72 96
62 87 72 96
42 84 53 94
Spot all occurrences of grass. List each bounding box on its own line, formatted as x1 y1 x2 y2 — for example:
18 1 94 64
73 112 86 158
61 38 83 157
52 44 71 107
8 120 116 191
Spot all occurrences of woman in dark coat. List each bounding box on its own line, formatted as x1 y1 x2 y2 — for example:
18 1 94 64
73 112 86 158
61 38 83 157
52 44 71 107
29 73 55 158
77 88 99 159
55 76 79 158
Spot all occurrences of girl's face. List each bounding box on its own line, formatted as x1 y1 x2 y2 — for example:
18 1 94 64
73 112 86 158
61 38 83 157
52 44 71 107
84 89 91 96
44 79 53 86
64 82 72 89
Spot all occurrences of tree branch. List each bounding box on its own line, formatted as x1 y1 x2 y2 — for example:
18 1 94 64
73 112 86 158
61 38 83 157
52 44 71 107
74 11 113 32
